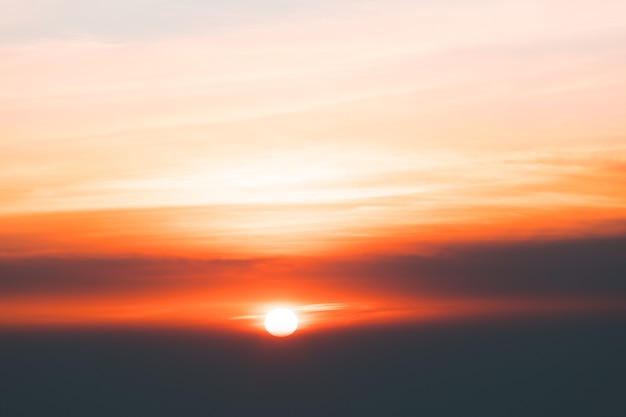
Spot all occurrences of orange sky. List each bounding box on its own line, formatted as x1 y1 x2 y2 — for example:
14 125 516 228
1 0 625 330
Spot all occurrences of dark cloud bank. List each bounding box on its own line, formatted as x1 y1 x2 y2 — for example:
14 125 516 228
1 234 625 301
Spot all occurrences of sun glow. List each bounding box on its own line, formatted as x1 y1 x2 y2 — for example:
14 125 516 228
264 308 298 337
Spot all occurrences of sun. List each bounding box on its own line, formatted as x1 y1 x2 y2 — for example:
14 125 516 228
264 308 298 337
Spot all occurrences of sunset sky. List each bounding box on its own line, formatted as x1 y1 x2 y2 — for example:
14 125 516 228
1 0 625 330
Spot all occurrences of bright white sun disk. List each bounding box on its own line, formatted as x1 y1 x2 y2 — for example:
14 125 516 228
264 308 298 337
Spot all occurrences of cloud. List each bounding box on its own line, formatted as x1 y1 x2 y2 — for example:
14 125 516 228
1 234 624 327
1 234 625 301
307 235 626 300
295 303 347 312
0 257 262 297
230 303 348 320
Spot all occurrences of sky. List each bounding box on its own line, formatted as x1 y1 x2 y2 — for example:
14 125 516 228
1 0 625 330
